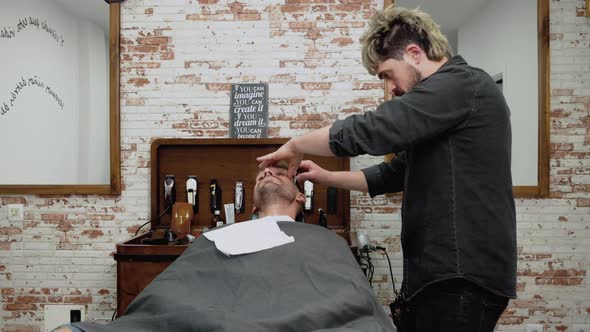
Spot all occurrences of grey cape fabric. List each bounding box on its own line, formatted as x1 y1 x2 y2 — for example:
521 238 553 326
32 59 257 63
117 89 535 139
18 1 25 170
74 222 394 332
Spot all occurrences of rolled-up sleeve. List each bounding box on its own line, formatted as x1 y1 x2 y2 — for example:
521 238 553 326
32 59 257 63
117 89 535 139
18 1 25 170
361 151 407 197
329 69 474 157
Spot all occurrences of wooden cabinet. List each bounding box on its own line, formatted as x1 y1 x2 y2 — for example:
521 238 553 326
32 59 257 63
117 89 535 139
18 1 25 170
114 236 188 317
114 138 351 317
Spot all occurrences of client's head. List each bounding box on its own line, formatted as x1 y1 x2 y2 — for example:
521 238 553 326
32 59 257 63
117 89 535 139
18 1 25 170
253 162 305 219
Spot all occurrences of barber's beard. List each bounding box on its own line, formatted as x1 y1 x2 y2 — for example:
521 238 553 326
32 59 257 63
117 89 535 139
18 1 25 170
395 64 423 97
253 181 296 209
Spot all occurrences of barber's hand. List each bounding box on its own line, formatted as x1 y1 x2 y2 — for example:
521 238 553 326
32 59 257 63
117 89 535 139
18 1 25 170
295 160 330 186
257 139 303 178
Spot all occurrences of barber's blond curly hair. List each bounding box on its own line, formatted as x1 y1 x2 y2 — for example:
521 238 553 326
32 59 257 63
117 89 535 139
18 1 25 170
360 5 453 76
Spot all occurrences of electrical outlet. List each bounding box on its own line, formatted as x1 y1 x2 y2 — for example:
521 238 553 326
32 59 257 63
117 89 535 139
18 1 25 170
573 324 590 332
7 204 24 222
527 324 543 332
44 305 85 332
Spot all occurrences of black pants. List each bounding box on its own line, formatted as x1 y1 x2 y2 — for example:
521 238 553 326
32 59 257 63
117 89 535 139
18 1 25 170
399 278 508 332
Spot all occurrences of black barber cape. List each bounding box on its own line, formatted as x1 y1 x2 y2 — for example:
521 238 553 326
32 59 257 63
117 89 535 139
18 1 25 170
74 222 394 332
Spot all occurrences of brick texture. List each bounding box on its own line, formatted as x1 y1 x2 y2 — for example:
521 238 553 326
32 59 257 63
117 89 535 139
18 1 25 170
1 0 589 331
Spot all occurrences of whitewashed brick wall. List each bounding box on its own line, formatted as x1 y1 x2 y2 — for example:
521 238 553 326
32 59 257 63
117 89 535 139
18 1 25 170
0 0 588 331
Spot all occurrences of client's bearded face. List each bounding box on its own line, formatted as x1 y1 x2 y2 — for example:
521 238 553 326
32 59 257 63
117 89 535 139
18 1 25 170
253 166 298 208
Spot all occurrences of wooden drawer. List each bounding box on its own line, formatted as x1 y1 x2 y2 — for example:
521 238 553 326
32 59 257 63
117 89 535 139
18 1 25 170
114 234 188 317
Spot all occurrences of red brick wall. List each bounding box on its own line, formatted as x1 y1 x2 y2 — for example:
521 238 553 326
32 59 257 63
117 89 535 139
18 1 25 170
1 1 588 331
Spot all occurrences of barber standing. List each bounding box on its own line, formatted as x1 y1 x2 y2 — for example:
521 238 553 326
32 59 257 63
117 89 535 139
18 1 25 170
258 5 516 332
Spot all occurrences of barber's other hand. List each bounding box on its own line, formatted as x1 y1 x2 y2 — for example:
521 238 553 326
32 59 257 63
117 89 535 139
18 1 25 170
256 139 303 178
296 160 330 186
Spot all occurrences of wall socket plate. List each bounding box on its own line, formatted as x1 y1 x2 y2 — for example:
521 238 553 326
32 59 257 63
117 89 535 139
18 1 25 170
7 204 24 222
44 305 85 332
526 324 544 332
573 324 590 332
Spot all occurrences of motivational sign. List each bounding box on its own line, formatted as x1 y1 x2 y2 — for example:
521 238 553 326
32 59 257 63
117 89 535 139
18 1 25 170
229 83 268 138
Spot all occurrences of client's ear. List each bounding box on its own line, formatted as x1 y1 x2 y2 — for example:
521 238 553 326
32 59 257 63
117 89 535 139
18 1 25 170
295 192 306 205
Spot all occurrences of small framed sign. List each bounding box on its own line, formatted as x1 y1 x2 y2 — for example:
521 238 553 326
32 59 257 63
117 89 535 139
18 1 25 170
229 83 268 138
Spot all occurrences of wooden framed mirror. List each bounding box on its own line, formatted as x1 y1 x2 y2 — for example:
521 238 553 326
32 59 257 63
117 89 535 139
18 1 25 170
383 0 550 198
0 1 120 195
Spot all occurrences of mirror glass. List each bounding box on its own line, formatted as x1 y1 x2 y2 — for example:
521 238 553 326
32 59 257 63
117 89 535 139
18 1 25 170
0 0 114 188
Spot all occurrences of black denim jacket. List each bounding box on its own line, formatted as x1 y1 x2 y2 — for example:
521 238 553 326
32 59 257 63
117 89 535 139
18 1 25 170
329 56 517 299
